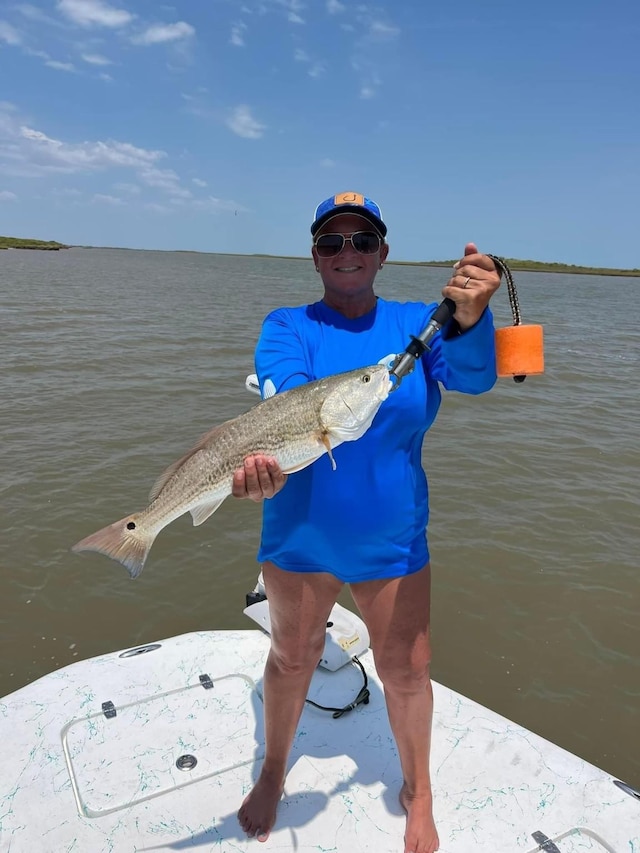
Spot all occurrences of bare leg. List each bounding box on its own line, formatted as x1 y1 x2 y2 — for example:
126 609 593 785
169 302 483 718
238 561 343 841
350 564 438 853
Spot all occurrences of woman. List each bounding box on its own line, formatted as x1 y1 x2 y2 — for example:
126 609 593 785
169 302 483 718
233 192 501 853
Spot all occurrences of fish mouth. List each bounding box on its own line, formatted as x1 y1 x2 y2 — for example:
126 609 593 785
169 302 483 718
378 378 392 400
373 366 392 400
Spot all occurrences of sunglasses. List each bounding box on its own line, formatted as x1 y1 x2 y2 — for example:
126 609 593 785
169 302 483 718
314 231 382 258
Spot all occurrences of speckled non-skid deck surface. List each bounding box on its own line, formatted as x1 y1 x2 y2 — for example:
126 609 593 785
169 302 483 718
1 630 637 852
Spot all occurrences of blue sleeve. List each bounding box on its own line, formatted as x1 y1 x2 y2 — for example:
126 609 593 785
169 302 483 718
425 308 497 394
254 308 309 396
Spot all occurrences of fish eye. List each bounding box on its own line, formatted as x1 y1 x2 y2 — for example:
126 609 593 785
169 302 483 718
362 374 371 383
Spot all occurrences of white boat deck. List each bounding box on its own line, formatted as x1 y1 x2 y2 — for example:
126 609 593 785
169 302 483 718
1 629 638 852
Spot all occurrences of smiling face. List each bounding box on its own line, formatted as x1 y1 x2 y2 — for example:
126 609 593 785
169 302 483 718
311 213 389 317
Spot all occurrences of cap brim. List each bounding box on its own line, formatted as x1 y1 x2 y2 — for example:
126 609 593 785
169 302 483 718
311 206 387 237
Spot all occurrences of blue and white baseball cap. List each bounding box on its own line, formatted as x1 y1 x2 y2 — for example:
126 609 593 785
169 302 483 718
311 191 387 237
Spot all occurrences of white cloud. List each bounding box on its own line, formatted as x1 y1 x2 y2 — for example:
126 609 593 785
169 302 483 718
16 4 62 26
251 0 305 24
0 107 238 213
52 187 82 197
349 14 398 100
143 202 171 214
326 0 344 13
25 47 50 60
279 0 304 23
369 20 400 40
113 181 140 194
0 108 167 178
293 48 325 78
24 47 79 78
230 23 246 46
46 59 76 72
92 193 124 205
0 20 22 45
181 100 212 120
132 21 195 45
0 190 17 201
138 166 192 198
226 105 265 139
192 196 247 214
320 158 335 168
19 125 164 171
57 0 133 28
81 52 112 65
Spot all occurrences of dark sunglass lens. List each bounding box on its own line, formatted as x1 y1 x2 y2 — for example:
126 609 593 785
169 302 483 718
316 235 344 257
352 232 380 254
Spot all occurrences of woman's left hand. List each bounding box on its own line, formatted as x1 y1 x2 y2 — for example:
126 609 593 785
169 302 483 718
443 243 501 331
232 455 288 502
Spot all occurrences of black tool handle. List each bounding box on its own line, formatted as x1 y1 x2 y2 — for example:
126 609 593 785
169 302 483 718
429 297 456 328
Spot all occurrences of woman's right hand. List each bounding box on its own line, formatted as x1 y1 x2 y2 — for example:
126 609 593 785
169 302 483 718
232 455 288 502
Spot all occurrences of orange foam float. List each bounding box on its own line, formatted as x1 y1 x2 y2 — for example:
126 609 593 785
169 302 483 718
495 323 545 378
487 255 545 382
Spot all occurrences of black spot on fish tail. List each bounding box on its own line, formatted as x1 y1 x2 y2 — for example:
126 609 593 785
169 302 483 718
71 514 155 579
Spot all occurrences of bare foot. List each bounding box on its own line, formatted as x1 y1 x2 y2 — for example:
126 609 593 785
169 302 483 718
399 783 439 853
237 769 285 842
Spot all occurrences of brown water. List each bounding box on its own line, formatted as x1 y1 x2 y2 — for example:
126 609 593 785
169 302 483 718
1 248 638 785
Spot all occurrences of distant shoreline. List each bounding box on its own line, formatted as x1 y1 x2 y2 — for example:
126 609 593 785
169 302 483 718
0 236 70 252
244 254 640 278
2 235 638 277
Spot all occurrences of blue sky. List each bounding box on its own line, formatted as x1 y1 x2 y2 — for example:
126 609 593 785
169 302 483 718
0 0 638 266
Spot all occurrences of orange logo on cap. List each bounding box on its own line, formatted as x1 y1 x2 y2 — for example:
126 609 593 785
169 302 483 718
334 192 364 206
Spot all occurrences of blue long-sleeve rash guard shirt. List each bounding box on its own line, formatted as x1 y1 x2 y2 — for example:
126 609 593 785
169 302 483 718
254 298 496 583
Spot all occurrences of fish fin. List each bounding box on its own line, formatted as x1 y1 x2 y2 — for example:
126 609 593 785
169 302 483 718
190 497 226 526
149 424 227 502
280 433 340 475
71 514 154 579
282 460 316 474
321 433 337 471
281 443 327 474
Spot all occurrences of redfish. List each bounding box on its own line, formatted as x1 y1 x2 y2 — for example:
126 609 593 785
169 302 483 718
72 365 390 578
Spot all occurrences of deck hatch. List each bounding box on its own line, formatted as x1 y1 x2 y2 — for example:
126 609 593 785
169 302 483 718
61 672 263 818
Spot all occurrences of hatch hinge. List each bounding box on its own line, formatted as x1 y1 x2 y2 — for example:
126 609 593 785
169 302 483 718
101 700 117 719
531 832 561 853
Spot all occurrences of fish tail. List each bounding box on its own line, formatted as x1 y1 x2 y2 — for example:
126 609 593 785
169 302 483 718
71 514 155 579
